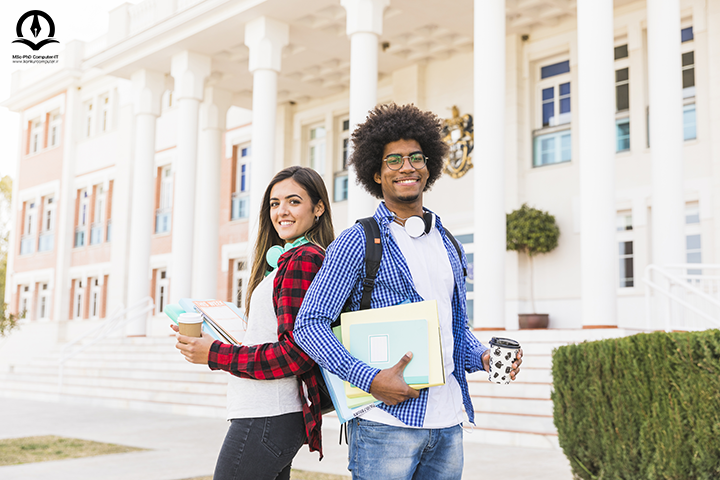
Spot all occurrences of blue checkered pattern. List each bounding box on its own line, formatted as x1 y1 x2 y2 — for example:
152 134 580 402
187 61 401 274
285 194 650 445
295 202 488 427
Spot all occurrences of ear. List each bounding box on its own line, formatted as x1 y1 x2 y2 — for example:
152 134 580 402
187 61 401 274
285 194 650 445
374 171 382 184
313 200 325 218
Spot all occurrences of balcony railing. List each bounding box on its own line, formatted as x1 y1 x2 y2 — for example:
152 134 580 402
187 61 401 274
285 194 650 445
90 223 103 245
38 231 54 252
74 227 85 248
156 208 171 234
20 234 33 255
231 193 249 220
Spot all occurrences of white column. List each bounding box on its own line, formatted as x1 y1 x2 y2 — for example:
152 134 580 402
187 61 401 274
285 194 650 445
244 17 289 257
648 0 684 267
170 51 211 303
126 69 164 336
473 0 506 328
193 87 231 299
342 0 389 225
578 0 617 326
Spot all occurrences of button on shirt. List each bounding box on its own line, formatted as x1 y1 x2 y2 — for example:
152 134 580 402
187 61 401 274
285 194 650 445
295 202 488 428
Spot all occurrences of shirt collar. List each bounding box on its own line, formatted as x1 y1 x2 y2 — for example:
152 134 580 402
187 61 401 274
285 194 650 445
374 201 444 233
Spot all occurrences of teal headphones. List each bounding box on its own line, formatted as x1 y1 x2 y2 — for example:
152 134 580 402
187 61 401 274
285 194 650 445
266 236 310 271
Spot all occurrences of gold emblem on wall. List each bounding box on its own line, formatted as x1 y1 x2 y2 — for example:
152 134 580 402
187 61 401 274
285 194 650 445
442 106 474 179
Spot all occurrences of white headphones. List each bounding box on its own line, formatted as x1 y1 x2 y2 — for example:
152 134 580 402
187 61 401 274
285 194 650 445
396 212 435 238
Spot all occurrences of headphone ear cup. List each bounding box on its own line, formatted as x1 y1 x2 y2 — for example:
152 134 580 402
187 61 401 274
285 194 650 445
423 212 434 234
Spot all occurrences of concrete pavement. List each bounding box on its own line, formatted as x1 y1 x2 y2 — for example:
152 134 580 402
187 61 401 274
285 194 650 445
0 397 573 479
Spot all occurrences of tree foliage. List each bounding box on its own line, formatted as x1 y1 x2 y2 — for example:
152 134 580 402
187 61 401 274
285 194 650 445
506 203 560 256
0 175 19 337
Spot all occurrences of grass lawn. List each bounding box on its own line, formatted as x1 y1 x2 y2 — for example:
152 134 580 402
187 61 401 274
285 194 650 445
183 471 348 480
0 435 145 466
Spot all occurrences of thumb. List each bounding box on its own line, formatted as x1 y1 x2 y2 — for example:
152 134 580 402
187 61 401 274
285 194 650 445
393 351 414 372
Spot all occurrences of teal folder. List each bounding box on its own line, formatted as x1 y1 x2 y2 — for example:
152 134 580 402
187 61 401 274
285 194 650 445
348 319 429 385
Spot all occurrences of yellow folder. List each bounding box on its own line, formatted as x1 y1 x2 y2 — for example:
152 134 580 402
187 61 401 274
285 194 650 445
340 300 445 399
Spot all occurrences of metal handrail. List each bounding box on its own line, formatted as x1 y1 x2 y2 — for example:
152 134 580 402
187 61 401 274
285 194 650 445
643 264 720 332
58 296 155 391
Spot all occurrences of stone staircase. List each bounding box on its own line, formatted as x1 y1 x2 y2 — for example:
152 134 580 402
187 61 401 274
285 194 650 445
465 328 631 448
0 327 632 449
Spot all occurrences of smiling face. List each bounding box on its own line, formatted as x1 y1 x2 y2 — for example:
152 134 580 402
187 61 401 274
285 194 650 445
374 138 429 216
269 178 325 243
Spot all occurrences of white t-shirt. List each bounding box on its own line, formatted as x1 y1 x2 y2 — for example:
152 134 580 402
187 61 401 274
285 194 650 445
361 220 466 428
226 270 304 419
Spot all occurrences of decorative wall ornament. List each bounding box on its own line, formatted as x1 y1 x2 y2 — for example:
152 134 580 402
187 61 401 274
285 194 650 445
442 106 474 179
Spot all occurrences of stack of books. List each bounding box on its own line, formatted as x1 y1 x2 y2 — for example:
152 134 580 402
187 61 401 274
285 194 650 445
165 299 247 345
324 300 446 423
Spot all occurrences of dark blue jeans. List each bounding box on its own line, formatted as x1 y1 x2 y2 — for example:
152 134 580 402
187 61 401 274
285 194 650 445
213 412 306 480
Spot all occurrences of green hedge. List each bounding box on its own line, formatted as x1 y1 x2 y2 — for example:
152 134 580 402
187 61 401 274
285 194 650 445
552 329 720 480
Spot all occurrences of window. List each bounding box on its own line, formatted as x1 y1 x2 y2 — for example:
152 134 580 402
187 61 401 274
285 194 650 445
156 166 172 233
90 278 101 319
309 125 326 175
49 113 61 147
38 283 50 320
38 196 55 252
614 44 629 60
232 146 250 220
683 104 696 141
686 202 701 276
75 189 89 247
533 130 571 167
30 120 43 154
90 185 105 245
616 119 630 152
534 59 571 167
682 51 695 97
334 119 350 203
618 241 634 288
615 68 629 112
232 259 249 310
681 26 694 43
616 212 633 231
100 95 110 132
156 269 168 314
84 102 93 137
74 279 84 319
21 201 36 255
19 285 31 318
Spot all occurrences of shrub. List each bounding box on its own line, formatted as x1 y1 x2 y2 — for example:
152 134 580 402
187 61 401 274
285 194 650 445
552 330 720 479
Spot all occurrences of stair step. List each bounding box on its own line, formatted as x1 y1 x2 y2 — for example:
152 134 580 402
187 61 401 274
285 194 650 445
463 427 560 449
472 411 556 434
471 396 553 416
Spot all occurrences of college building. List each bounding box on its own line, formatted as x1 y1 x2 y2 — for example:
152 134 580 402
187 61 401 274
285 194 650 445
4 0 720 336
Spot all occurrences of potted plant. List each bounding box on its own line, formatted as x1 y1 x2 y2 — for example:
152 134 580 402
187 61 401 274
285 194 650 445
506 203 560 329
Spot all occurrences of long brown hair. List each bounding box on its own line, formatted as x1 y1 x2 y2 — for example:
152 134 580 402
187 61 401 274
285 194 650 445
245 166 334 315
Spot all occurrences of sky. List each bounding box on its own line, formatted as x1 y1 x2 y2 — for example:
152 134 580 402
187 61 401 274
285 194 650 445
0 0 144 179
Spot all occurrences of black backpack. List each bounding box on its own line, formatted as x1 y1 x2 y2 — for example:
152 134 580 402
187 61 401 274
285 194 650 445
317 216 464 414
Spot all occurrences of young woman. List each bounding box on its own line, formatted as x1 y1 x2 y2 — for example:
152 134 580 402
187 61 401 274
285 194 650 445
173 166 334 480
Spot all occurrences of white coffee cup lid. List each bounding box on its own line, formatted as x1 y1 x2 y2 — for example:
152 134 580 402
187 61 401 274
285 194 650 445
178 312 203 324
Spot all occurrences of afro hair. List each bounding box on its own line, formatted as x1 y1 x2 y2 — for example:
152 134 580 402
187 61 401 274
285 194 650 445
348 103 449 199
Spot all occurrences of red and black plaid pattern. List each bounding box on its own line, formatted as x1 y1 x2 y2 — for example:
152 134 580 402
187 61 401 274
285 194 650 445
208 244 325 456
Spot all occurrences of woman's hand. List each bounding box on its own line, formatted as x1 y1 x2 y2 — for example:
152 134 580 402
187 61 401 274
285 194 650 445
172 324 214 365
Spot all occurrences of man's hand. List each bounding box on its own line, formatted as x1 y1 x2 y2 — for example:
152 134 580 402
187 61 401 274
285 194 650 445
482 348 524 381
368 352 421 405
172 323 214 365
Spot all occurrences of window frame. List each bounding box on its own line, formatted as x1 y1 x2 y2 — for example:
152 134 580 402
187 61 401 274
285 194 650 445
616 211 634 290
307 123 327 176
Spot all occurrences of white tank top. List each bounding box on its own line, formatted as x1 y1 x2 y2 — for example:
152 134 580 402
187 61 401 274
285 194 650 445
225 270 304 419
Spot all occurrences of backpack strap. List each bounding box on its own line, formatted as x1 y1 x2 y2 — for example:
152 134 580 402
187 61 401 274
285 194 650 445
444 229 467 277
357 217 382 310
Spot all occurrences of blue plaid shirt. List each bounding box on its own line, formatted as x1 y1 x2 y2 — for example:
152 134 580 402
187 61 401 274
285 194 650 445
295 202 488 427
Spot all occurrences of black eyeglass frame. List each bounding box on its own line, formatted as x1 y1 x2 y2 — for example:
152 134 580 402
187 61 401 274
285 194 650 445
382 153 428 171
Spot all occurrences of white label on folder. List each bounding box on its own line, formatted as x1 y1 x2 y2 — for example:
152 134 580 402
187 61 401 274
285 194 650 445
369 335 389 363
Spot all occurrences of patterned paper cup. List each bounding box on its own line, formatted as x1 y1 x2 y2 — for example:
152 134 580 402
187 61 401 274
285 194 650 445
488 337 521 385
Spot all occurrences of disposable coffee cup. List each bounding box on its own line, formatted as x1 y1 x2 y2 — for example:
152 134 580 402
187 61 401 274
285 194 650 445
488 337 521 385
178 313 203 338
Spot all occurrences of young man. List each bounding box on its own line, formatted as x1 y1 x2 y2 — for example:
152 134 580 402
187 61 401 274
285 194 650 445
295 103 522 480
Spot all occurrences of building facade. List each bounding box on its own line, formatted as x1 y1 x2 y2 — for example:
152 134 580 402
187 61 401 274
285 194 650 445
4 0 719 335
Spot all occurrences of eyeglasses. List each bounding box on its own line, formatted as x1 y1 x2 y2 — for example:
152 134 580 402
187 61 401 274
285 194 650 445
383 153 427 171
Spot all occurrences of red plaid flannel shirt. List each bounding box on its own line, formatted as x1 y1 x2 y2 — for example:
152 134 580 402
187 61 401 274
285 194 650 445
208 244 325 456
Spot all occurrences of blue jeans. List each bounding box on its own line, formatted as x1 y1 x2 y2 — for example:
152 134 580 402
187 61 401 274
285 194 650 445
347 418 464 480
213 412 306 480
